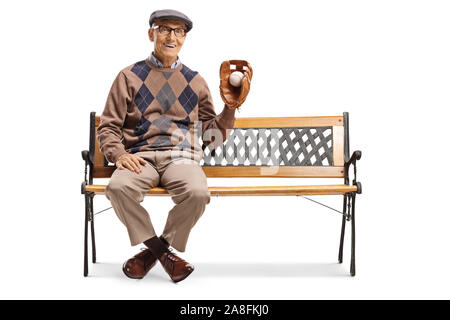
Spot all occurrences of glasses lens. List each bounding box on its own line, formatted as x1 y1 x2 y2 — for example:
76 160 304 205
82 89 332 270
174 28 186 38
158 26 171 35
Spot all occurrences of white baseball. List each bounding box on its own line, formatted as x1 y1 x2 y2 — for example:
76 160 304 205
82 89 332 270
229 71 244 87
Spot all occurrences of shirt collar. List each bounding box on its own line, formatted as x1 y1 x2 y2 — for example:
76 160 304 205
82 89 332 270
149 52 181 69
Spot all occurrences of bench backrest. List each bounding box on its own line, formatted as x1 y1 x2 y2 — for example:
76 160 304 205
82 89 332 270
88 112 349 179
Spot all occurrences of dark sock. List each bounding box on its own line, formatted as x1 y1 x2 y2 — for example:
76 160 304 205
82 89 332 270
144 236 170 258
159 235 170 248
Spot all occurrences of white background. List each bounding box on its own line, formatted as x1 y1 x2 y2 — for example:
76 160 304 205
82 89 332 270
0 0 449 299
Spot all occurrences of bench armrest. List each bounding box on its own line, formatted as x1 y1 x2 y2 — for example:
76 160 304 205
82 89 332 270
81 150 93 192
81 150 93 165
345 150 361 168
344 150 362 194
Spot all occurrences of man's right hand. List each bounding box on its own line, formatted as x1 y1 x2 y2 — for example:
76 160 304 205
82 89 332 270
116 153 148 173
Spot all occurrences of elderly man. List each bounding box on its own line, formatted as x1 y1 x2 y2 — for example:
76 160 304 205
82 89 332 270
97 9 252 282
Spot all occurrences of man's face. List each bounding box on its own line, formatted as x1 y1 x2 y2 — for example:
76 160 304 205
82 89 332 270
149 19 186 62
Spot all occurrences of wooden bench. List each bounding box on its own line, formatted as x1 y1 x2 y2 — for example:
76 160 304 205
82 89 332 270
81 111 362 277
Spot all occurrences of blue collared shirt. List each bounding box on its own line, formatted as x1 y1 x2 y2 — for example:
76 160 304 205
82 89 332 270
149 52 181 69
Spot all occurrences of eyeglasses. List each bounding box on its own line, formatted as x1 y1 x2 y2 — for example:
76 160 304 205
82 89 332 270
154 25 186 38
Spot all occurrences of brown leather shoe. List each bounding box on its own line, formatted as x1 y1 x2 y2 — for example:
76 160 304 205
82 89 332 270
122 249 157 279
159 250 194 283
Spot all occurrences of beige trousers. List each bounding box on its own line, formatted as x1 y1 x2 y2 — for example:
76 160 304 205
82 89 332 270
105 150 211 252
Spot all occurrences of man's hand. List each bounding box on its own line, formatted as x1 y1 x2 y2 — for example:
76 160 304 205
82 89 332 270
116 153 148 173
219 60 253 110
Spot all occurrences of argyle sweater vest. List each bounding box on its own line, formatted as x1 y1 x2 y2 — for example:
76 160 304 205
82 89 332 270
98 58 236 163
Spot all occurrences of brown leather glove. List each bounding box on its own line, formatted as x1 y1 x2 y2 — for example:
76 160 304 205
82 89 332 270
219 60 253 109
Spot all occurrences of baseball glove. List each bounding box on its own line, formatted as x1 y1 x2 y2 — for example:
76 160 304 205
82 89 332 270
219 60 253 110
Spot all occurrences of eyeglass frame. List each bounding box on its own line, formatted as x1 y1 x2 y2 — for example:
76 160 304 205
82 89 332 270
152 25 187 38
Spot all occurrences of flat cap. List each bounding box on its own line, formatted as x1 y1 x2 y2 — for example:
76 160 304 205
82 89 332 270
149 9 193 32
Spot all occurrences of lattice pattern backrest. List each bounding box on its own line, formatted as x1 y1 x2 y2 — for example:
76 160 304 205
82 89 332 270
91 115 346 178
200 127 333 167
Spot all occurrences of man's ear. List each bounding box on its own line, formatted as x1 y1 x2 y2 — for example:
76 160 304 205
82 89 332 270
148 28 154 42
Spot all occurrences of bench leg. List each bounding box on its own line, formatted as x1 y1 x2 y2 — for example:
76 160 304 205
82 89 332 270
84 194 89 277
338 194 348 263
350 193 356 277
90 195 97 264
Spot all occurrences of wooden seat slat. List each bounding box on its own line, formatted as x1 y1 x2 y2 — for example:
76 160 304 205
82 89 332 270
85 184 357 196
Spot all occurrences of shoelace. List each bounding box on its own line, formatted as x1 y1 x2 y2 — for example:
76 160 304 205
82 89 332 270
163 248 185 275
167 249 183 262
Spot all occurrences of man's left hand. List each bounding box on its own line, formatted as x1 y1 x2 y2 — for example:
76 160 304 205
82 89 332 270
219 60 253 109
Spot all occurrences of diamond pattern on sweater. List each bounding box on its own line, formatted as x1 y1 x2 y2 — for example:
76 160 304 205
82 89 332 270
135 84 154 114
174 115 190 131
131 61 151 81
129 139 149 153
167 74 188 97
134 118 152 136
150 135 172 148
178 85 198 115
152 115 172 133
180 65 197 83
156 82 177 113
162 72 173 80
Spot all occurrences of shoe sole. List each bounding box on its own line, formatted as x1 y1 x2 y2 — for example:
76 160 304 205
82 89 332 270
122 260 157 280
171 267 194 283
